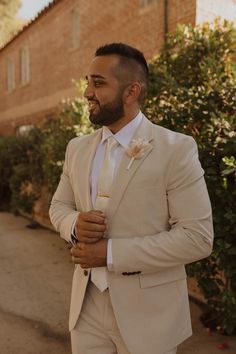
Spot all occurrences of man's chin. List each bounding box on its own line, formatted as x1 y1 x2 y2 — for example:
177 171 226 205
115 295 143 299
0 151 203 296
89 114 103 126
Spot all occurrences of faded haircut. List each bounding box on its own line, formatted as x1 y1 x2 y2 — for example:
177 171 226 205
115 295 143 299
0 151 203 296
95 43 149 102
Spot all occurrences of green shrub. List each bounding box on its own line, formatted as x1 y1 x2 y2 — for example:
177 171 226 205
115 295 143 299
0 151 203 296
0 80 93 213
41 80 94 194
0 136 15 210
0 128 44 214
143 19 236 334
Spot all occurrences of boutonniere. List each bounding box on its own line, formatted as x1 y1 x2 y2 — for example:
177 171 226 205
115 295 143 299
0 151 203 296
126 138 150 170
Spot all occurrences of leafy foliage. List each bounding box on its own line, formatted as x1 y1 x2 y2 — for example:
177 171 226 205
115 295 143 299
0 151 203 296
41 81 94 193
0 136 15 210
0 128 44 214
0 0 26 48
143 19 236 334
0 80 93 213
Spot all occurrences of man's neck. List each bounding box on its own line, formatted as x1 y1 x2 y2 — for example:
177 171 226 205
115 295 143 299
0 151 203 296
106 108 140 134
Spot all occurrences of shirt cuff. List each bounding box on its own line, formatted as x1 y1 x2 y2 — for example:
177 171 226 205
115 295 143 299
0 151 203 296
107 239 113 271
70 215 79 247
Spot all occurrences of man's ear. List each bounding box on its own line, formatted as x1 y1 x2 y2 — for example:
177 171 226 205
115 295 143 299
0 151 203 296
123 82 142 104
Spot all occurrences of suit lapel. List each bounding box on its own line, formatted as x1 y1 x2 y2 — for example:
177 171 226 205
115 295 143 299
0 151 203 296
77 129 102 211
107 116 154 219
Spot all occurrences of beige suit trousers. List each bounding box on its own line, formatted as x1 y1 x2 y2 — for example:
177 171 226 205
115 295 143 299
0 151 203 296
70 281 177 354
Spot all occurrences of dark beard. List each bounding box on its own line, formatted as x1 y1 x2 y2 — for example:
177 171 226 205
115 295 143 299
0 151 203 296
89 92 124 126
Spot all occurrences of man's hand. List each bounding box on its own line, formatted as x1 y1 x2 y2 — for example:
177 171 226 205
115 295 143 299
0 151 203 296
75 210 107 244
71 239 108 268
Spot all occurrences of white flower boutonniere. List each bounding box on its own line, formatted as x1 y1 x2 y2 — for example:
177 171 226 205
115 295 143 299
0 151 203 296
126 138 150 170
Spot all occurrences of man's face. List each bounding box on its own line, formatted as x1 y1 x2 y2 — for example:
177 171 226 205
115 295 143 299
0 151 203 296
84 55 126 126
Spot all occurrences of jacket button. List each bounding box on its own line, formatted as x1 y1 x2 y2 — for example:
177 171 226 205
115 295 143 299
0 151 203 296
84 270 88 276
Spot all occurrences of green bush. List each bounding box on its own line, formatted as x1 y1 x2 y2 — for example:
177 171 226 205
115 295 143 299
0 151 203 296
0 80 93 214
0 128 44 214
0 136 15 210
143 19 236 334
41 81 94 194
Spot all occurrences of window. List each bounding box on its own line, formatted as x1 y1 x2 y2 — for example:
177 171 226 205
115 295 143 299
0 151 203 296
71 7 80 48
140 0 156 7
20 46 30 85
7 58 15 92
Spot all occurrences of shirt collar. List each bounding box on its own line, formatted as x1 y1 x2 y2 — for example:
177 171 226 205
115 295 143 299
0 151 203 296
101 111 143 148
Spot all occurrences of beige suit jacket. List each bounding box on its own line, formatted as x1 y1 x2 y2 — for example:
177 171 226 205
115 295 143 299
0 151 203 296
49 116 213 354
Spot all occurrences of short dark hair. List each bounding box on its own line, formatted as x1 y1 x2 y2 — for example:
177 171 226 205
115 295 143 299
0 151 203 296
95 43 149 101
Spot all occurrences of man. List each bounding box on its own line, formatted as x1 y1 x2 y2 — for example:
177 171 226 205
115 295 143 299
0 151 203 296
49 43 213 354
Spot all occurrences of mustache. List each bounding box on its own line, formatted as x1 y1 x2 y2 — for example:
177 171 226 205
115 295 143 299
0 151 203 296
88 98 100 104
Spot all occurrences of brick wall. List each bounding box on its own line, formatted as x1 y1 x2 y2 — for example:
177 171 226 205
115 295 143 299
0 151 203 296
167 0 196 32
0 0 197 135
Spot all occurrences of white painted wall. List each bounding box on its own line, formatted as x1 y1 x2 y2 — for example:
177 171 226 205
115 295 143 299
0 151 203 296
196 0 236 24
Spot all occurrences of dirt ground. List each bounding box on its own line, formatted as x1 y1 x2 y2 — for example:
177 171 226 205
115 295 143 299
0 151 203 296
0 212 235 354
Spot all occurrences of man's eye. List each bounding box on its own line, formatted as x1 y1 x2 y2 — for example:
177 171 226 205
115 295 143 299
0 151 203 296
94 81 103 87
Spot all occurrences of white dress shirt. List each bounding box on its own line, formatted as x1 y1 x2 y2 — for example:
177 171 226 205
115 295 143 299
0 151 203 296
73 111 143 269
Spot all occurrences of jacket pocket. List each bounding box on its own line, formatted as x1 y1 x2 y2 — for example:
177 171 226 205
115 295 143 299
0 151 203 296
139 265 186 288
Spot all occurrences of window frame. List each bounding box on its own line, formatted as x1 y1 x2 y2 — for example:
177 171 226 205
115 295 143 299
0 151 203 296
20 45 30 86
6 57 15 93
70 7 80 49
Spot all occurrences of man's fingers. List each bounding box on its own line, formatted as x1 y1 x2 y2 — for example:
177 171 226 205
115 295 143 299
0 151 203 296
70 239 107 268
81 211 107 224
90 210 105 216
78 229 104 237
79 220 106 232
71 245 89 266
78 235 102 243
75 211 107 243
71 256 87 266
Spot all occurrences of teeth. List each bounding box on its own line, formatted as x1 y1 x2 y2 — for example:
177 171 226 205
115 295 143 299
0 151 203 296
89 102 98 110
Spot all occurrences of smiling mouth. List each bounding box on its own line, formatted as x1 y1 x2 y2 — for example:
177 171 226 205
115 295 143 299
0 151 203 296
88 101 99 112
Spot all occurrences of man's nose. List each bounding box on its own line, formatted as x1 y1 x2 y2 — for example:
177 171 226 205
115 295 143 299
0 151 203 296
84 83 94 99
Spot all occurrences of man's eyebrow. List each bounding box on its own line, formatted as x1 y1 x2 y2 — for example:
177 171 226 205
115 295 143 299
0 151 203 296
85 74 106 80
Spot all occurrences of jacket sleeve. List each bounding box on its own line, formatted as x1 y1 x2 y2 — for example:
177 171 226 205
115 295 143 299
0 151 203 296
112 136 214 274
49 140 80 244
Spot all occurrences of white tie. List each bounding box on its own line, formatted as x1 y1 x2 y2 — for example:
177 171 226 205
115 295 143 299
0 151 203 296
91 136 118 291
